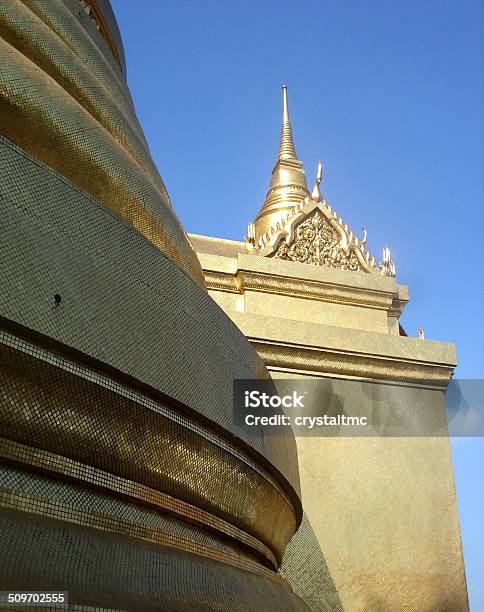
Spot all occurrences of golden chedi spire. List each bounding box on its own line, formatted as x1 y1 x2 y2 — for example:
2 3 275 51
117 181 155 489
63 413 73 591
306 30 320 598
253 85 310 243
278 85 298 159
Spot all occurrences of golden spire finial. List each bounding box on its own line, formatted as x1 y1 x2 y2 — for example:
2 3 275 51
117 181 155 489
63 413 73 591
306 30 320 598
278 85 298 160
282 84 289 120
251 86 309 243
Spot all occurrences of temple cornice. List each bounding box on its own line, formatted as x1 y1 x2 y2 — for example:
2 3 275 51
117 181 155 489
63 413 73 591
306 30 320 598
198 252 408 318
229 312 456 388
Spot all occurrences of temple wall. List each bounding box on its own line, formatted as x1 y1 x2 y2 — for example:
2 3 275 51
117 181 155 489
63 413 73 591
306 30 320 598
192 238 469 612
271 374 469 611
288 435 467 611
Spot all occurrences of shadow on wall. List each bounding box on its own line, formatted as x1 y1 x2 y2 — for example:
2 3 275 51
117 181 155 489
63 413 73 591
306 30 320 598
279 513 343 612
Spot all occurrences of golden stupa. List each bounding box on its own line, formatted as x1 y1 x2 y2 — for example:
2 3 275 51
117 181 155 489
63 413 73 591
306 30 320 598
0 2 307 609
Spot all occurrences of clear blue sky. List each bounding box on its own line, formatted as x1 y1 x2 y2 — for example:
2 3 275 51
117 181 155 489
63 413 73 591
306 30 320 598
112 1 483 608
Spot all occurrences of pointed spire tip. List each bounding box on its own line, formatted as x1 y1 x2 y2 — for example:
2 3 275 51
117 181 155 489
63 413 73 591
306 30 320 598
278 84 297 160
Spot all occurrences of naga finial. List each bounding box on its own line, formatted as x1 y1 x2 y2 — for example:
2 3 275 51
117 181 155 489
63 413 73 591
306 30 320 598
244 222 256 252
311 160 323 201
379 246 396 277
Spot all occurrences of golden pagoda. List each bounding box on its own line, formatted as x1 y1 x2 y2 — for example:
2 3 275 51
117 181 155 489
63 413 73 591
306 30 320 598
0 2 308 610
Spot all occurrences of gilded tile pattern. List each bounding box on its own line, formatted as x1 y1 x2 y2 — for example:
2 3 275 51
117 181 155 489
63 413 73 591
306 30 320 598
0 2 308 609
0 0 205 288
0 336 296 560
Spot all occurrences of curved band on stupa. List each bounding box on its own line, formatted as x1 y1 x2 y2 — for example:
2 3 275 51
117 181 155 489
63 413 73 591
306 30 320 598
0 1 307 609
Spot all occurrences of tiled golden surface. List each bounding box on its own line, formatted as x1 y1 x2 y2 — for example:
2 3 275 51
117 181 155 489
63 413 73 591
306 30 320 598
0 326 307 609
1 0 166 195
0 135 301 500
0 0 205 289
1 506 309 611
0 437 278 569
0 483 282 584
293 435 469 612
0 2 308 609
0 335 296 561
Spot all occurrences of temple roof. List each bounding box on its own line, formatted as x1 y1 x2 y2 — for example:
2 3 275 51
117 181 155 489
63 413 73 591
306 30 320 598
246 89 397 278
247 196 379 274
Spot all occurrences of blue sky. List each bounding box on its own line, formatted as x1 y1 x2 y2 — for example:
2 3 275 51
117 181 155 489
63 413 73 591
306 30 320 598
112 1 483 608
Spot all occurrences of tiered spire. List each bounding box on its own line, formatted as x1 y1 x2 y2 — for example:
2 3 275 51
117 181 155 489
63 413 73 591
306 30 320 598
252 86 310 243
277 85 298 160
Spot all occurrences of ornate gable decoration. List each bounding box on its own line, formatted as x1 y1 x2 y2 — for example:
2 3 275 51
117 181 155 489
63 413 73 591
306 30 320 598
246 162 396 277
246 199 381 274
274 209 365 271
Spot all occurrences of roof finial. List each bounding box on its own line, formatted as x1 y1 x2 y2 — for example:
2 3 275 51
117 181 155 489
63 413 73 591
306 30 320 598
278 85 297 160
379 246 396 277
282 84 289 122
311 160 323 201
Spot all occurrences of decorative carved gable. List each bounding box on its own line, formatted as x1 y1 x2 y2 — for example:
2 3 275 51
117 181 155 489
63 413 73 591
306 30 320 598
247 199 387 274
273 210 364 272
